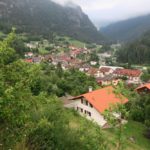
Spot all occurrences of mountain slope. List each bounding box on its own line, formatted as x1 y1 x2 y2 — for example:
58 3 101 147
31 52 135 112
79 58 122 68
0 0 104 43
100 14 150 42
116 30 150 64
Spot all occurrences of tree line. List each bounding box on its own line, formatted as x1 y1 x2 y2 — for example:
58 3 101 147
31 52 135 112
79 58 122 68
116 31 150 64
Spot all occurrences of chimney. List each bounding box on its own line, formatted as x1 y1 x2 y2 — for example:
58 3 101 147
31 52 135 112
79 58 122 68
89 86 93 92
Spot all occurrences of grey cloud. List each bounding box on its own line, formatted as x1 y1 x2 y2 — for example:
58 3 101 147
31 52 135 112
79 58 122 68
52 0 150 26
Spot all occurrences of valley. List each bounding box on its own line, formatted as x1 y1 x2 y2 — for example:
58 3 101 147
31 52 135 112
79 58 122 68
0 0 150 150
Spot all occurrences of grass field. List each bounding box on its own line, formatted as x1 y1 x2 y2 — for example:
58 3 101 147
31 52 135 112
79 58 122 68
38 47 49 54
69 39 85 48
68 111 150 150
60 36 86 48
103 120 150 150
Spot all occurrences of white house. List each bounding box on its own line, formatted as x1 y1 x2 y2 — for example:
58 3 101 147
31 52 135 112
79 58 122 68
96 75 121 86
24 52 33 58
64 86 128 127
26 42 39 49
79 64 90 72
90 61 97 66
99 66 124 71
113 69 142 84
99 67 114 77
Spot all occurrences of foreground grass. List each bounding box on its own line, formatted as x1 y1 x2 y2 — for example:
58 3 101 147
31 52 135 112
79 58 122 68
103 120 150 150
14 110 150 150
69 111 150 150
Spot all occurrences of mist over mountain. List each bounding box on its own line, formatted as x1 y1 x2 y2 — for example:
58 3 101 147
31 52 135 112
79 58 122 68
0 0 104 43
100 14 150 42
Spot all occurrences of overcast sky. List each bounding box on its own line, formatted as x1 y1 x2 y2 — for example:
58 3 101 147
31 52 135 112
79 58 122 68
52 0 150 27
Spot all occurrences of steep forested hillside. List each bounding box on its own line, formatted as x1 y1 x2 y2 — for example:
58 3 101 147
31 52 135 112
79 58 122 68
116 30 150 64
101 14 150 42
0 0 104 43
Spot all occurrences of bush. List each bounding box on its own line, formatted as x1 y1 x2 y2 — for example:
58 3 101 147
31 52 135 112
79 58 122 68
26 99 106 150
144 128 150 139
131 108 145 122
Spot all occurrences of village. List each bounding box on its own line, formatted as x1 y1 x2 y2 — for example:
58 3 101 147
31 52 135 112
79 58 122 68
22 39 150 128
24 39 145 87
1 0 150 149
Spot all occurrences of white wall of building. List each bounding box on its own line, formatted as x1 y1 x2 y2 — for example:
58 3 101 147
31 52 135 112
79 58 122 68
65 98 107 127
100 66 123 71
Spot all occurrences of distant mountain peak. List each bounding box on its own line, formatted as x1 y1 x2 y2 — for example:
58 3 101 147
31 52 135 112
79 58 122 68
101 14 150 42
0 0 105 43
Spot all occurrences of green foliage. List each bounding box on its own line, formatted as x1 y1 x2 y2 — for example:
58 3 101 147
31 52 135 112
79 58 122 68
45 46 53 51
131 108 145 122
0 0 104 44
0 31 39 148
86 43 97 49
30 63 98 97
104 120 150 150
101 44 111 52
141 70 150 82
0 28 16 64
103 83 130 150
103 103 128 150
1 31 149 150
116 31 150 64
11 37 30 57
101 14 150 42
26 98 107 150
129 93 150 140
130 94 150 123
0 31 104 150
89 53 99 62
0 22 12 34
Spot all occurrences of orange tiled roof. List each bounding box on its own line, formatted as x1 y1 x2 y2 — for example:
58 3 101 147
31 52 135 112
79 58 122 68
87 68 99 76
136 83 150 90
24 58 33 63
70 49 82 55
100 67 111 73
71 86 128 113
114 69 142 77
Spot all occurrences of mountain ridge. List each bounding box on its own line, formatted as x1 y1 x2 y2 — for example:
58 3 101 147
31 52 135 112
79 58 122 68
0 0 105 43
100 14 150 42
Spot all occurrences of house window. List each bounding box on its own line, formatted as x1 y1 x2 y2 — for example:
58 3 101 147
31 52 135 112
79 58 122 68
84 110 91 117
88 112 91 117
81 108 83 113
81 99 83 104
77 107 79 110
90 103 93 108
86 101 88 106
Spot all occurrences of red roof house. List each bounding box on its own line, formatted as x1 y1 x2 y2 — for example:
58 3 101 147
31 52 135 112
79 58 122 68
65 86 128 126
113 69 142 84
99 67 113 76
113 69 142 77
100 67 111 73
24 58 33 63
136 83 150 93
87 68 99 77
71 86 128 113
